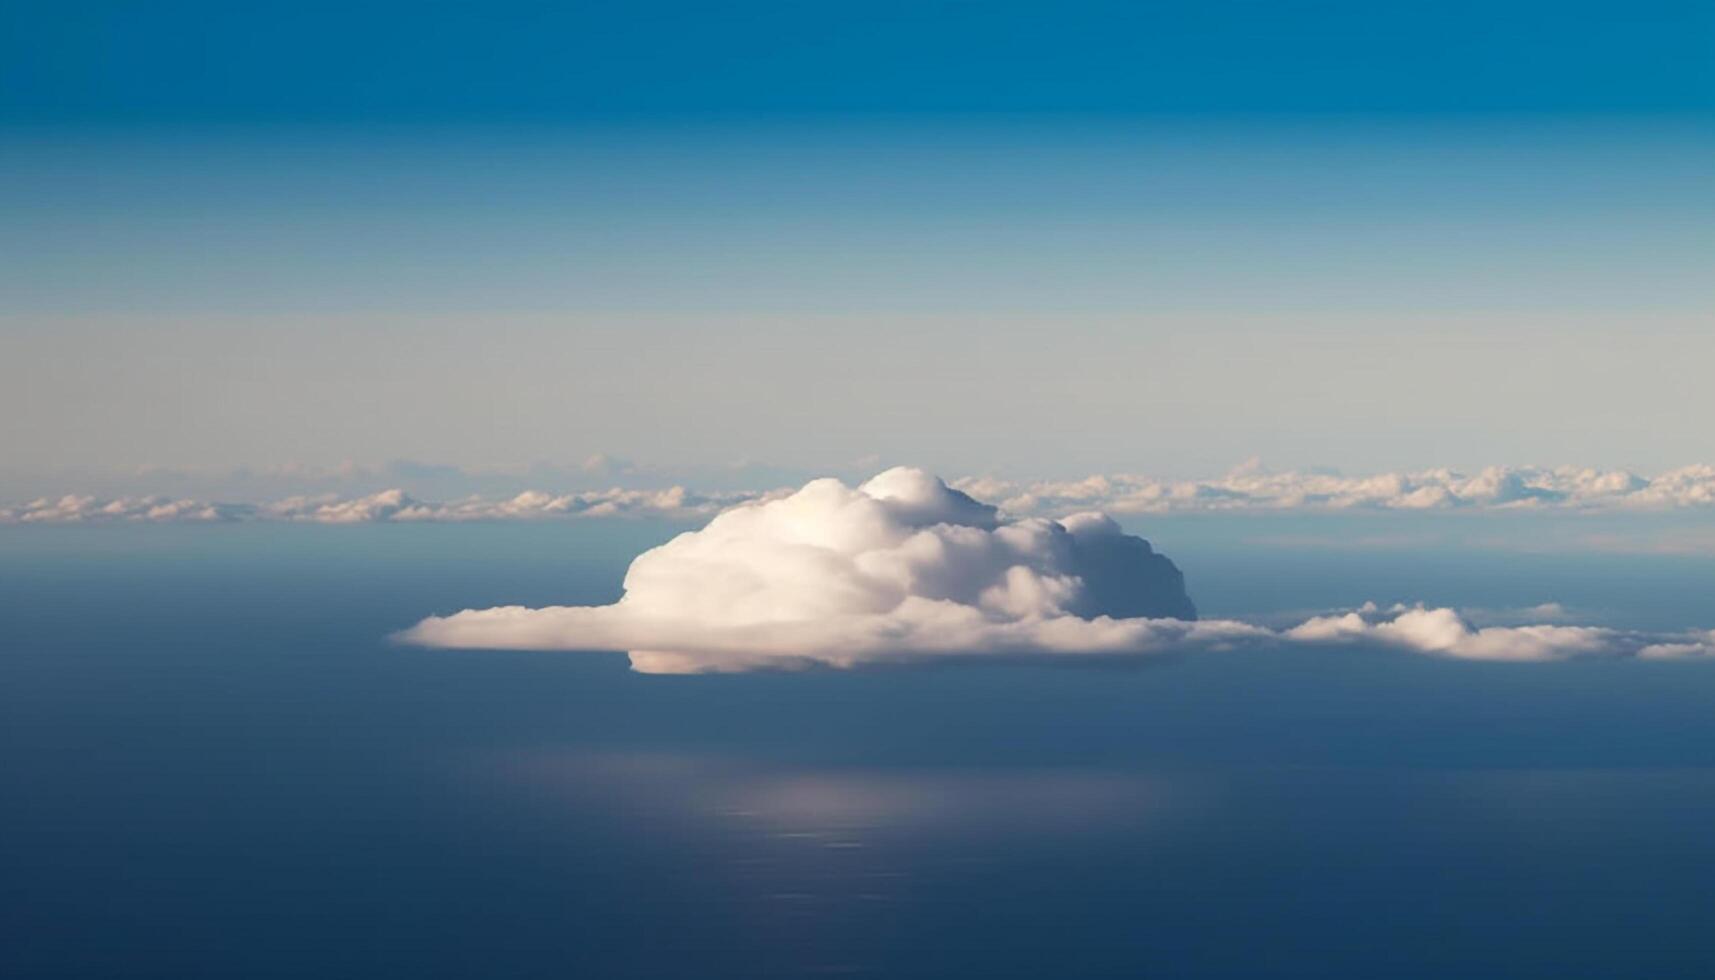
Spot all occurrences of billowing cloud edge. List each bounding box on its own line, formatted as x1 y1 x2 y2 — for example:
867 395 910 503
8 463 1715 524
393 468 1715 673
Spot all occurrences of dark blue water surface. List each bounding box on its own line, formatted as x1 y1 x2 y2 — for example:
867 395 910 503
6 521 1715 978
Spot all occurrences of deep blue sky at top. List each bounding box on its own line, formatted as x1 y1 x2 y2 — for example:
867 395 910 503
2 1 1712 478
5 0 1711 123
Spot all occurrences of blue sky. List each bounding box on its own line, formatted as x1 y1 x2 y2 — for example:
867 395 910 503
5 0 1711 121
2 1 1711 481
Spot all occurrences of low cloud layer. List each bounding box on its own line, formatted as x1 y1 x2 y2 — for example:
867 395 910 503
957 463 1715 515
7 463 1715 524
0 487 756 525
400 469 1715 672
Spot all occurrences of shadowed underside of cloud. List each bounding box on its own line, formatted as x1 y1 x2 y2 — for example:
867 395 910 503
399 468 1715 673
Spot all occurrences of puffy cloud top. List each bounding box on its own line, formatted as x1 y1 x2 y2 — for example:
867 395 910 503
618 468 1194 629
400 469 1715 672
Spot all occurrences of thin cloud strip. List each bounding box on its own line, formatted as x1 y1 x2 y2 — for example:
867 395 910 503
1284 603 1715 662
406 601 1715 673
397 468 1715 673
8 463 1715 524
0 487 763 525
955 463 1715 516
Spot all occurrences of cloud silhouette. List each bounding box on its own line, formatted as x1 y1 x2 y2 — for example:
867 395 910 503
399 469 1715 672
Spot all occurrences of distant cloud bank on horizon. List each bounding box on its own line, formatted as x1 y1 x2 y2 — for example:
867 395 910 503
0 486 754 525
7 462 1715 525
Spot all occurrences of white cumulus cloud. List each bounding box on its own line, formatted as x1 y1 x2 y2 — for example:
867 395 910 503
401 467 1244 672
398 469 1715 672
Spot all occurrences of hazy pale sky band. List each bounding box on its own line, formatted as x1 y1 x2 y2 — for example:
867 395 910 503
4 0 1710 478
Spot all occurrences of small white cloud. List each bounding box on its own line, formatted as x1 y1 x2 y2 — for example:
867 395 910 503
399 470 1715 672
1637 633 1715 659
263 489 420 523
1285 604 1622 661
